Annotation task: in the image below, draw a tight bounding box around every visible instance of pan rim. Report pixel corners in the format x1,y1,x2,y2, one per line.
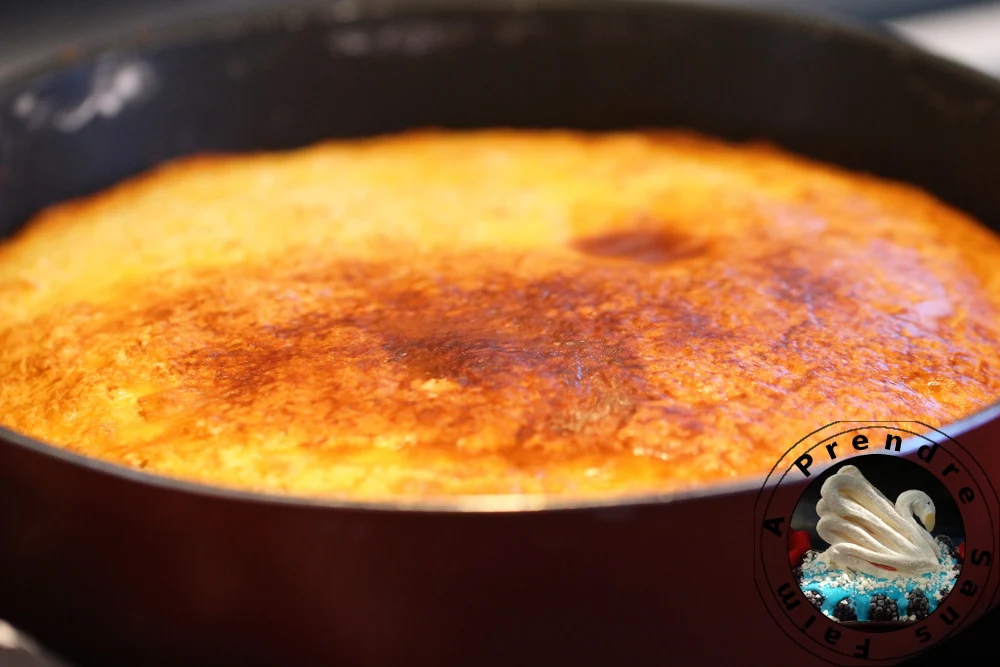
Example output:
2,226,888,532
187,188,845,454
4,402,1000,513
3,0,1000,514
3,0,1000,96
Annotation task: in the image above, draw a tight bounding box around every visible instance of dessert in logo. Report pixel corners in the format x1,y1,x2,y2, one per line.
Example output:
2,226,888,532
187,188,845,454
792,465,962,624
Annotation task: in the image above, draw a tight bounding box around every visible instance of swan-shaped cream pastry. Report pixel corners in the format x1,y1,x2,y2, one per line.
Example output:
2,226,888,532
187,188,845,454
814,465,941,577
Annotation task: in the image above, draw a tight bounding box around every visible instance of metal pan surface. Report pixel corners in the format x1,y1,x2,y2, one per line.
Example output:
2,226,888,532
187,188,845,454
3,1,1000,665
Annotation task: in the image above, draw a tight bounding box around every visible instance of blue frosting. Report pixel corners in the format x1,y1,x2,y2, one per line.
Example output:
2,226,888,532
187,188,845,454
797,549,960,622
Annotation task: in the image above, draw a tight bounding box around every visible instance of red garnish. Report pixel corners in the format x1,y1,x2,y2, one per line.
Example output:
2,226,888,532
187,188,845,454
868,562,897,572
788,528,813,568
958,542,965,561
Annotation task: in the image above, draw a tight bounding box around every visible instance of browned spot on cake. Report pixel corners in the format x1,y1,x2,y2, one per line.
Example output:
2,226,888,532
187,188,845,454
572,227,709,264
139,259,678,459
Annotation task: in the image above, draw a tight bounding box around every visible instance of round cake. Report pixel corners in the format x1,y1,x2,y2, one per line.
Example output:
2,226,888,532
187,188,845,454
2,130,1000,499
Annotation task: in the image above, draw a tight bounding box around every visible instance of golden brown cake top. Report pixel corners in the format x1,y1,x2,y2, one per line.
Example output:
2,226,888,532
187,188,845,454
2,129,1000,500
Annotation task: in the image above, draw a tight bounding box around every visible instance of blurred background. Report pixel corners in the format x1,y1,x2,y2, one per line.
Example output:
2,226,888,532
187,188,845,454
1,0,1000,79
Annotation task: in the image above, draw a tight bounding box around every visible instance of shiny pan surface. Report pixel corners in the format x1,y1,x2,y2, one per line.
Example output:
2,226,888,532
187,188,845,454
3,2,1000,665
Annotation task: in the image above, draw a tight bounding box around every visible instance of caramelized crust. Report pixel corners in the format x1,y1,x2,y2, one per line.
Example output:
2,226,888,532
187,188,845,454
2,130,1000,499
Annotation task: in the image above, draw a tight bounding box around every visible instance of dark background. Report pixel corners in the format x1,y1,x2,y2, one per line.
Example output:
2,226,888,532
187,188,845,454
1,0,998,665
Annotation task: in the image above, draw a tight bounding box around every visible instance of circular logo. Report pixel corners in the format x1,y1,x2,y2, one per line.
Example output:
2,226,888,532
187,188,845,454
754,421,1000,664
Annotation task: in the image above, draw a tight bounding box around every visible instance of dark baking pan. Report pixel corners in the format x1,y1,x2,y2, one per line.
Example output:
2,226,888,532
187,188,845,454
4,2,1000,666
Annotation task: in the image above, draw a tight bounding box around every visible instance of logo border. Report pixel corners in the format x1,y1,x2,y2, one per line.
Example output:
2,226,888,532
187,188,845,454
753,421,1000,665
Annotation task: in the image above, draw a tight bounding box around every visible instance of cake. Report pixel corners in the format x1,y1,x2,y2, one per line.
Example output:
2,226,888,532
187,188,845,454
2,129,1000,499
794,466,962,624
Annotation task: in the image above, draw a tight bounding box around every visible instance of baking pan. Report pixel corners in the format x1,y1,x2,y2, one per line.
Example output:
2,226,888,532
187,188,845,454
3,1,1000,665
